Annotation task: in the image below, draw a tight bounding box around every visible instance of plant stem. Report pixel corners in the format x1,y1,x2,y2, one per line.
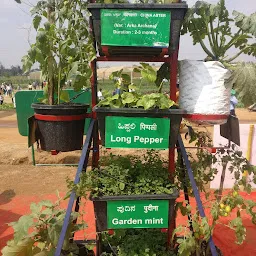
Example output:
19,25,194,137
215,18,220,47
158,80,164,93
209,17,219,58
205,17,216,58
192,21,215,59
225,46,252,62
217,161,228,202
47,0,55,105
224,29,242,52
57,63,61,105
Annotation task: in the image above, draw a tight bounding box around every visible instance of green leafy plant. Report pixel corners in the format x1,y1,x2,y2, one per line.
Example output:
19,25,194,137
101,229,176,256
1,195,87,256
173,130,256,256
15,0,95,105
182,0,256,63
181,0,256,106
67,151,175,198
97,63,175,110
228,62,256,106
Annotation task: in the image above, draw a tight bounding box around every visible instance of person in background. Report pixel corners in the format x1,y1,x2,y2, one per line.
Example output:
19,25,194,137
97,88,104,100
28,83,33,90
6,84,11,96
32,81,37,90
230,89,238,116
0,92,3,105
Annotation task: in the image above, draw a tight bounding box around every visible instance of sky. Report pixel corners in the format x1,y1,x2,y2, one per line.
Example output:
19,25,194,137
0,0,255,68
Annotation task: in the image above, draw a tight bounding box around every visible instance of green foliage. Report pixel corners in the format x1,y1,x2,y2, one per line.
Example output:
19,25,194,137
67,151,175,198
0,103,15,111
1,197,85,256
101,229,176,256
0,63,22,77
0,76,35,88
97,63,175,110
227,62,256,106
182,0,256,62
18,0,95,104
98,91,175,110
174,130,256,255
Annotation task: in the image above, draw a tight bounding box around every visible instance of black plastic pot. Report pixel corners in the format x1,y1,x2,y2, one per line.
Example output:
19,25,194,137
88,3,188,57
32,103,89,152
91,191,179,232
93,107,185,148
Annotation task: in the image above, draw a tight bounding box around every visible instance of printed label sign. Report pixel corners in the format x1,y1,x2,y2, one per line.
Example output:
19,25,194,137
107,200,169,229
105,116,170,149
101,9,171,47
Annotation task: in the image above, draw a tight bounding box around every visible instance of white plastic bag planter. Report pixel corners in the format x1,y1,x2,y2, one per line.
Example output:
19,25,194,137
179,60,232,125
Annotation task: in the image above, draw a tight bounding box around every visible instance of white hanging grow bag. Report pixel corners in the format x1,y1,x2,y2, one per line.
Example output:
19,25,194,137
179,60,232,125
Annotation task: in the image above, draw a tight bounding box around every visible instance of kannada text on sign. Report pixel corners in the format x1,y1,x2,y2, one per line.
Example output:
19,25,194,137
101,10,171,47
107,200,169,229
105,116,170,149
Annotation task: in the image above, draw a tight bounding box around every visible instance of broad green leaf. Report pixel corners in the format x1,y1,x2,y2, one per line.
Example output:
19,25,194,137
10,215,34,243
119,183,125,190
133,67,141,73
1,238,34,256
109,69,123,80
60,91,70,102
143,99,156,110
121,74,131,84
39,200,54,207
37,31,47,43
121,92,136,104
33,15,42,30
30,202,42,214
111,94,119,100
140,65,157,83
128,84,138,91
110,98,123,108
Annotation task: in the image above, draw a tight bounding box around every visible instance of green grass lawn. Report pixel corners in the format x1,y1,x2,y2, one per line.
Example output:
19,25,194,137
0,103,15,111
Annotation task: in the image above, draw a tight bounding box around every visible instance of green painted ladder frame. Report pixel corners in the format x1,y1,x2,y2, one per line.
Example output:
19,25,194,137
15,89,92,165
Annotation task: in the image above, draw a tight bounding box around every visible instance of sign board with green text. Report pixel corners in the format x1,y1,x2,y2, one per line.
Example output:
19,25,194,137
105,116,170,149
101,9,171,47
107,200,169,229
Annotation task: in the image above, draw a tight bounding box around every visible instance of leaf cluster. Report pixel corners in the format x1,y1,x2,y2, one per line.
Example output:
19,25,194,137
97,63,175,110
182,0,256,63
1,197,85,256
101,229,176,256
20,0,95,104
174,129,256,254
174,216,215,256
227,62,256,106
67,151,175,198
97,91,175,110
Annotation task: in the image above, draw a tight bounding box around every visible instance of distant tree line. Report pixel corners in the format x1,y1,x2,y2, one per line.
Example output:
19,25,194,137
0,62,23,77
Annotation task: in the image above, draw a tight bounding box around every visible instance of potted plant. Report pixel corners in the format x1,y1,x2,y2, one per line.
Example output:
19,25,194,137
100,229,177,255
15,0,95,152
1,196,95,256
179,0,256,124
94,63,185,148
88,1,188,57
67,151,179,232
173,131,256,256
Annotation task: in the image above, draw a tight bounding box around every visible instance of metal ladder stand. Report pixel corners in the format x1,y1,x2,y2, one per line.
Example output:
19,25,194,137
55,6,218,256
